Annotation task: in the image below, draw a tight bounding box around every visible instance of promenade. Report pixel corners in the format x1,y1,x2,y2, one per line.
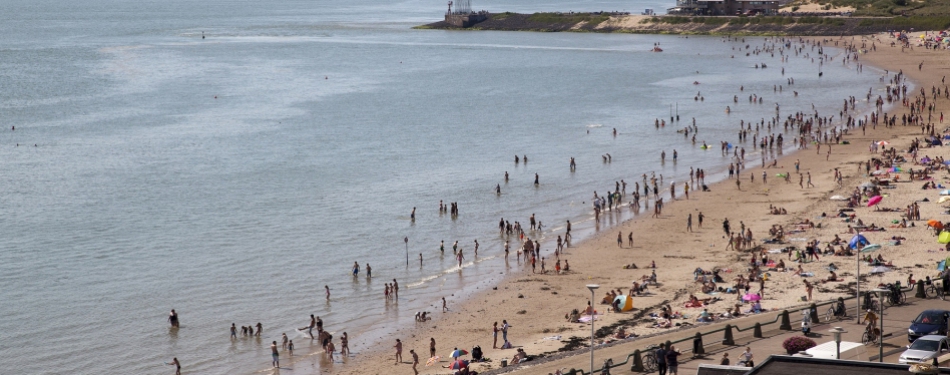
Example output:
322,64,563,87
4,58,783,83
490,293,950,374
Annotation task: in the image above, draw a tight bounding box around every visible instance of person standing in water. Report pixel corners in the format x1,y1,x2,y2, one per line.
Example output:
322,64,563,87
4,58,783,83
534,173,539,185
341,332,350,356
352,261,359,276
410,207,415,221
325,285,330,300
167,357,181,375
168,309,179,328
271,341,280,368
308,314,316,339
366,263,372,278
392,279,399,299
456,249,464,268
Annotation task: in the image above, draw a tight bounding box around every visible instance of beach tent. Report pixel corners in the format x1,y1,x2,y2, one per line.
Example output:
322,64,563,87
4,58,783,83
850,234,869,249
939,231,950,244
613,295,634,312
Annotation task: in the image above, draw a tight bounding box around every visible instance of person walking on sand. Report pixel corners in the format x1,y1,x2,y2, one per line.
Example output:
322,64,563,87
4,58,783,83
166,357,181,375
502,320,511,343
628,232,634,247
411,349,420,375
804,280,813,301
617,232,623,247
271,341,280,368
442,297,447,312
341,332,349,356
807,172,815,188
687,214,693,232
430,337,437,357
698,212,704,228
394,339,403,364
493,322,500,348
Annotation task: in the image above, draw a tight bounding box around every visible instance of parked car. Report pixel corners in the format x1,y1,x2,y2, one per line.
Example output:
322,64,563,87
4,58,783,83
899,335,950,364
908,310,950,342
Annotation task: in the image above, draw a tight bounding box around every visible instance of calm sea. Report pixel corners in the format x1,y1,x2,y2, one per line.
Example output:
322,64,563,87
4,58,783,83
0,0,885,374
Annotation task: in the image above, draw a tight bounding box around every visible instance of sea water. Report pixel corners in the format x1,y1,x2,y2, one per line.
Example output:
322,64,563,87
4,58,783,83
0,0,885,373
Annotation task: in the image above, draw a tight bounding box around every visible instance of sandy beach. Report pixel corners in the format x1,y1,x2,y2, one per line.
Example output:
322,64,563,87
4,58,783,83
299,34,950,375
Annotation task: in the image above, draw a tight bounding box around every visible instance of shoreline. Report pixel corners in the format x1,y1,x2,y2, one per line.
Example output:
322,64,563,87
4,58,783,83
318,33,949,375
416,13,950,36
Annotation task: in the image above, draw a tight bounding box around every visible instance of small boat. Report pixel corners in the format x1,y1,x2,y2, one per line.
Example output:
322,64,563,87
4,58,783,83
651,46,663,52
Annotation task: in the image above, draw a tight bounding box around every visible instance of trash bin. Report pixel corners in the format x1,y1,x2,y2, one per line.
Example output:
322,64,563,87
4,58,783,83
501,359,508,367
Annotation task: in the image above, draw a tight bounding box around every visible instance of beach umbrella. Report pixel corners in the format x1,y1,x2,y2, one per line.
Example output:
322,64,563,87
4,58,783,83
877,141,890,146
870,266,890,274
867,195,883,207
448,349,468,358
850,234,869,249
929,219,943,228
742,293,761,302
448,360,469,370
861,244,882,253
426,356,441,366
859,182,877,188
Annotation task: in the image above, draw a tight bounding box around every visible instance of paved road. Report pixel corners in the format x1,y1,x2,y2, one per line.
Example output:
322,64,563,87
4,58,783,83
491,293,950,375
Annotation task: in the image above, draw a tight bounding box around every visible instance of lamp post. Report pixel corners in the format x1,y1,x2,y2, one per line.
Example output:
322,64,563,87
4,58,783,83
587,284,600,374
404,237,409,267
872,287,888,362
828,327,847,359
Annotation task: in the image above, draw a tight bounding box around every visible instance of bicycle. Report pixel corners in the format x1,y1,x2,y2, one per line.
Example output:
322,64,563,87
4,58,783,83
884,284,906,306
926,281,946,300
639,345,659,373
825,300,848,322
862,323,880,345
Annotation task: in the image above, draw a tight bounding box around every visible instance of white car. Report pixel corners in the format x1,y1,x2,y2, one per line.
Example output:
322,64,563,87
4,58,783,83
899,335,950,364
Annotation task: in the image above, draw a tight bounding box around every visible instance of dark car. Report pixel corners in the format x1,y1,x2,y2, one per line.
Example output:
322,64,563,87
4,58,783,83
908,310,950,342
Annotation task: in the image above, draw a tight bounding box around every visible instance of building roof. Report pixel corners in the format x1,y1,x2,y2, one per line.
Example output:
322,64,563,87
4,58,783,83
746,355,950,375
697,364,752,375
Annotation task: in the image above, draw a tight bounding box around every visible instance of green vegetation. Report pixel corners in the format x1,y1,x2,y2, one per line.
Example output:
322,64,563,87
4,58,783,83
819,0,950,16
526,12,609,25
492,12,513,20
648,15,842,26
857,16,950,29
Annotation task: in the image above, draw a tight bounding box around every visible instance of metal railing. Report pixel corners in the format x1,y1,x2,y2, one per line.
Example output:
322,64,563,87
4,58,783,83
555,283,917,375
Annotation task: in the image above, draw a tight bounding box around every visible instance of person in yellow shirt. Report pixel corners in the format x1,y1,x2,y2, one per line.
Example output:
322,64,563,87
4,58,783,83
864,309,878,327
